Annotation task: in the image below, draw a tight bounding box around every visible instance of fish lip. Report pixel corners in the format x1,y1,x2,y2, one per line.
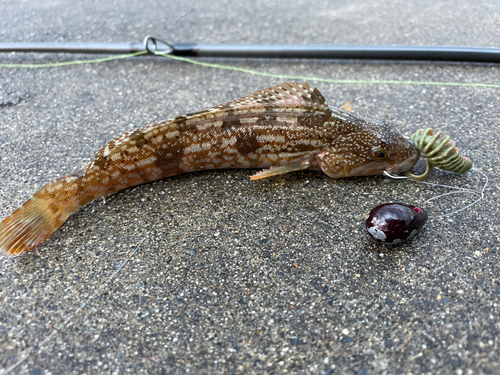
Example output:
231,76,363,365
384,151,420,175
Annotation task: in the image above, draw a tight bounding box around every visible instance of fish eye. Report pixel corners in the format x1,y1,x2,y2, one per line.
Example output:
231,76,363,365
371,146,389,161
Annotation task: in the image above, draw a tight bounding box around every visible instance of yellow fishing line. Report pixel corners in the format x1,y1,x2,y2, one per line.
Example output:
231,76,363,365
1,49,499,88
0,51,147,68
158,53,500,89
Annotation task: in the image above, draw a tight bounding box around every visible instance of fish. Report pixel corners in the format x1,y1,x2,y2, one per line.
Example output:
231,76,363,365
0,82,419,256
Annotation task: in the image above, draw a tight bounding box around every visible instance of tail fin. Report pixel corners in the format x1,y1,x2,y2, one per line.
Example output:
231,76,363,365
0,173,85,256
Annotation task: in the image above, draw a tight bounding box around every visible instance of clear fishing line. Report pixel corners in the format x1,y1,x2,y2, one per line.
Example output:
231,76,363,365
0,212,164,375
415,166,488,218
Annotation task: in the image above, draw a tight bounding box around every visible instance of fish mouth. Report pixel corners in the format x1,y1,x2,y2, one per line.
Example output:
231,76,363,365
384,151,420,175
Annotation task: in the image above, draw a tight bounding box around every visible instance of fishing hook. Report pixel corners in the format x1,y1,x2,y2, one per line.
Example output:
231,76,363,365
383,170,411,179
402,157,433,181
383,156,432,181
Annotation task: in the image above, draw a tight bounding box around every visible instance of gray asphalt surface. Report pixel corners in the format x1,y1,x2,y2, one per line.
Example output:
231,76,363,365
1,0,499,374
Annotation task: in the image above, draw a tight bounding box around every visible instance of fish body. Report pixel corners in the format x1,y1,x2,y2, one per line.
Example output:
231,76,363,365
0,82,419,255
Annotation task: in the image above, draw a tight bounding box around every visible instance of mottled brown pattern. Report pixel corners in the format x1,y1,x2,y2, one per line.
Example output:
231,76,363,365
236,133,261,155
298,111,331,128
0,82,419,255
221,117,240,132
90,152,110,168
288,142,319,153
128,130,148,147
155,148,185,176
256,114,278,126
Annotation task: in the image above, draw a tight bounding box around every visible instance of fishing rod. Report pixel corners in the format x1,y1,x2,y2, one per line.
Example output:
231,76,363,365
1,36,500,63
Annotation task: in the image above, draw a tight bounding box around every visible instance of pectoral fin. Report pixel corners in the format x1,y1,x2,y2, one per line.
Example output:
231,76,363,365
250,163,311,180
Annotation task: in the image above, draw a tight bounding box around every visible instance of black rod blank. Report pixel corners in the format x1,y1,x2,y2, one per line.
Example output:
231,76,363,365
1,42,500,63
187,44,500,63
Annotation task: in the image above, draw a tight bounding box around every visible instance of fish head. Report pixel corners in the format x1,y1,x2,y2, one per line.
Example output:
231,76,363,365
318,112,420,178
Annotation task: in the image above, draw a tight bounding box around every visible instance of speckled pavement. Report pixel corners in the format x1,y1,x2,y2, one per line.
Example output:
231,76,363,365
1,1,499,374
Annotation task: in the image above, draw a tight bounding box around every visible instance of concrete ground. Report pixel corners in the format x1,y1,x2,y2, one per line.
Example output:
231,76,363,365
1,0,499,373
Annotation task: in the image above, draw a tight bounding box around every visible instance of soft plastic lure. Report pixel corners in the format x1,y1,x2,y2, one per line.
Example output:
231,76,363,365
402,128,473,181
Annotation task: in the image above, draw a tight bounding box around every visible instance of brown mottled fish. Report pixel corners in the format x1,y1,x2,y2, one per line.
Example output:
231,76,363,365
0,82,419,255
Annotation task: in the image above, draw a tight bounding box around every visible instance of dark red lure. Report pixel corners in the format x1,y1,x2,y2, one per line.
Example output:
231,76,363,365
366,203,428,245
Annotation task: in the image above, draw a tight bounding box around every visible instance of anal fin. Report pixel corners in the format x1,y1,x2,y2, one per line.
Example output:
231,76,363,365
250,163,311,180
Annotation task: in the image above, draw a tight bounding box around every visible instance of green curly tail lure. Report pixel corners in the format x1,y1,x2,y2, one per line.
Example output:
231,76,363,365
404,128,473,181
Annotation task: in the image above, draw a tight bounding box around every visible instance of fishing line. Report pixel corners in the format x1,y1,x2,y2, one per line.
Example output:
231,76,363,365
384,166,488,219
416,166,488,218
0,213,163,375
0,51,147,68
156,53,500,89
0,49,499,89
318,168,487,231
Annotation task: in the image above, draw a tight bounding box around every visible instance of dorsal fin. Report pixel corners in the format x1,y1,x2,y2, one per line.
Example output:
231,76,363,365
217,82,328,111
181,82,329,121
